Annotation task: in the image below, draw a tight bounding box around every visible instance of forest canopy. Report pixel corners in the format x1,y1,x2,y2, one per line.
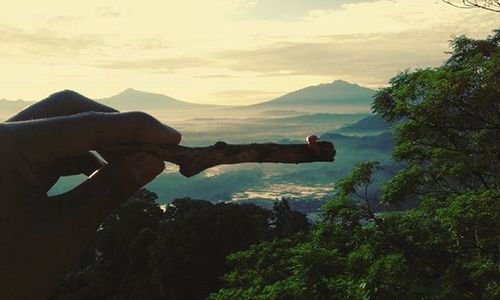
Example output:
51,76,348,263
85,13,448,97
212,29,500,300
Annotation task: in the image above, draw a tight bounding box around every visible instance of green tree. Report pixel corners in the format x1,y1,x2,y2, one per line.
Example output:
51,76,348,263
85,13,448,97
333,161,382,219
272,198,310,238
52,193,306,300
150,198,274,300
212,30,500,300
373,29,500,204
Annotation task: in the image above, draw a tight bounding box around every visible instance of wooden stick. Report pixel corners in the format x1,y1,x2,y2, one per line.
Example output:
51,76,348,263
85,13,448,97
100,141,335,177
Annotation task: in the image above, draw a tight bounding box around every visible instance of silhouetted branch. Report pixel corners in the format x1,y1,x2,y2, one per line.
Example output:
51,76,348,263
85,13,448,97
442,0,500,12
101,141,336,177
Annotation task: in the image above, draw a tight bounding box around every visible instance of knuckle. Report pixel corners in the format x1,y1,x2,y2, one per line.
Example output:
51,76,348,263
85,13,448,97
47,90,87,110
48,89,82,103
50,89,81,98
126,111,157,124
125,111,161,135
120,111,182,144
172,130,182,144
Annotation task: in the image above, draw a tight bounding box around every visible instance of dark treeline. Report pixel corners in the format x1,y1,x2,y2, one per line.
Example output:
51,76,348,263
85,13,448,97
52,31,499,299
50,191,308,300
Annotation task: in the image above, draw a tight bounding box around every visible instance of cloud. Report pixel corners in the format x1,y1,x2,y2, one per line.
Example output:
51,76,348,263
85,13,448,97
1,0,498,102
210,88,283,105
95,57,210,72
0,25,103,59
119,38,171,51
97,6,122,18
46,15,84,25
236,0,379,20
195,74,235,78
214,89,281,98
214,31,457,86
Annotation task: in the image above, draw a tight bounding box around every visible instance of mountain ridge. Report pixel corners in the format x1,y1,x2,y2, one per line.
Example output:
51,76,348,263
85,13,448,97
246,80,375,108
0,80,376,114
98,88,224,111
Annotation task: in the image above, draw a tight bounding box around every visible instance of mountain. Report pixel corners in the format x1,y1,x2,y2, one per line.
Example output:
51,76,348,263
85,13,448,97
98,88,223,111
321,131,394,152
336,114,402,134
247,80,375,111
1,81,375,118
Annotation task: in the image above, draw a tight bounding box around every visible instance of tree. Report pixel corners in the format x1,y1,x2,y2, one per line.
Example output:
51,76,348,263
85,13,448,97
373,29,500,204
272,198,310,238
442,0,500,12
51,192,311,300
211,30,500,300
333,161,382,219
150,198,274,300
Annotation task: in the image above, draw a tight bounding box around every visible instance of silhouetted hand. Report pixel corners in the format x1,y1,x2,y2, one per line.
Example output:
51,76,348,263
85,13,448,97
0,90,181,300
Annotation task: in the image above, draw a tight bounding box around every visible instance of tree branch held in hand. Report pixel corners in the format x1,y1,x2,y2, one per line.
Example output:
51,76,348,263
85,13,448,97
102,141,336,177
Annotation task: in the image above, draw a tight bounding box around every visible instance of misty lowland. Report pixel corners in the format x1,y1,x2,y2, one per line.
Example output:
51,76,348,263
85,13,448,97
2,80,396,217
1,3,500,299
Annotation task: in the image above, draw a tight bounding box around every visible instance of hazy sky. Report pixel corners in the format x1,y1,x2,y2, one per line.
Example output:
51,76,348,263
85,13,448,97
1,0,498,105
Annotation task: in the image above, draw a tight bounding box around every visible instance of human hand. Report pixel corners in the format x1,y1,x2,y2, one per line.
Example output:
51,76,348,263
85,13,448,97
0,90,181,300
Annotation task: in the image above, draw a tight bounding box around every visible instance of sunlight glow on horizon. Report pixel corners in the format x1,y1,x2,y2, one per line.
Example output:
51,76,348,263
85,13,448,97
1,0,498,105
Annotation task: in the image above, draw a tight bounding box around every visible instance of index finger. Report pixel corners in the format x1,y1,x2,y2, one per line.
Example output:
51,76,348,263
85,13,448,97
7,90,117,122
3,111,182,160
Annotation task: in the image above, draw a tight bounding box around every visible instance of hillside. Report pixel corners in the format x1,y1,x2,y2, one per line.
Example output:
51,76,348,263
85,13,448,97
336,114,399,134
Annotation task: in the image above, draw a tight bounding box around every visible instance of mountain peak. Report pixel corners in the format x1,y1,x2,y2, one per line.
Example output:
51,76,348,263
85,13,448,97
99,88,220,110
248,80,375,111
331,79,356,86
122,88,137,94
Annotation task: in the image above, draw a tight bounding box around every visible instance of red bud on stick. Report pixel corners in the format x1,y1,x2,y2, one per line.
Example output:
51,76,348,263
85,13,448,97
306,134,321,155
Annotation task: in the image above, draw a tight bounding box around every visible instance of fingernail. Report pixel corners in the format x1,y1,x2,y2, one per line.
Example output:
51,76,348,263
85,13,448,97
132,153,164,185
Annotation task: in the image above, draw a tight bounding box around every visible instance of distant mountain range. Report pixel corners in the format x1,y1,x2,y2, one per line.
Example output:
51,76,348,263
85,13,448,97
0,99,35,115
336,114,402,134
0,80,376,115
98,88,222,111
248,80,375,109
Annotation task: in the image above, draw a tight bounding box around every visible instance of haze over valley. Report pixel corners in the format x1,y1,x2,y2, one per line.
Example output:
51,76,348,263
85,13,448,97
0,80,399,216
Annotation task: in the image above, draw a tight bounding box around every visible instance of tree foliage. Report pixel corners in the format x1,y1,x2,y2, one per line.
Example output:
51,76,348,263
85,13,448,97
211,30,500,299
373,30,500,204
50,193,308,300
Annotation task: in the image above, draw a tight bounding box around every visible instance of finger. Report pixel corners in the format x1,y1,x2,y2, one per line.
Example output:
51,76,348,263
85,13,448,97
49,152,164,230
4,111,182,160
7,90,120,173
7,90,117,122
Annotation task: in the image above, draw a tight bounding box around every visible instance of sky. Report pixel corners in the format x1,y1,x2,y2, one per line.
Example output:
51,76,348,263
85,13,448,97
1,0,498,105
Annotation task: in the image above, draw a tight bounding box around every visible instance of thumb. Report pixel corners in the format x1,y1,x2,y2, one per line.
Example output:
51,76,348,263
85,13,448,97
50,152,164,232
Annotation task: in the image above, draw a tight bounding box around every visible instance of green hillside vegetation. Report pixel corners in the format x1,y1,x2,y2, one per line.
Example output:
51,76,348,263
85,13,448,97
50,31,499,299
336,114,400,135
50,192,308,300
